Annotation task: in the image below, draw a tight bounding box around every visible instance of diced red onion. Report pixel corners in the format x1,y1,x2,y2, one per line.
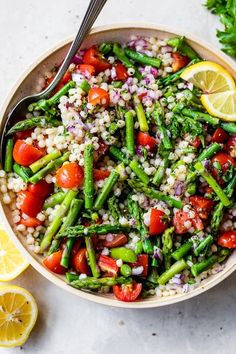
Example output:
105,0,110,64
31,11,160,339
174,181,184,196
71,54,83,65
161,45,173,54
153,247,163,262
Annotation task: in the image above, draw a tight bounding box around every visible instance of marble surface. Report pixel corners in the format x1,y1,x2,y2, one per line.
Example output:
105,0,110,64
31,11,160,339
0,1,235,353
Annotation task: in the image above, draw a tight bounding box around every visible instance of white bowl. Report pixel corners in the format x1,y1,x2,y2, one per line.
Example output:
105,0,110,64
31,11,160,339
1,24,235,308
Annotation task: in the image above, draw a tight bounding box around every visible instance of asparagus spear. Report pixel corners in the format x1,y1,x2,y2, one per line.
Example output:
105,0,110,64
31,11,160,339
107,196,121,222
99,42,113,55
167,36,201,60
194,235,213,256
158,259,188,285
109,146,129,164
4,138,13,172
191,255,218,277
29,150,62,173
28,81,75,112
113,43,142,80
128,179,183,209
172,240,193,261
211,174,236,235
153,102,172,150
68,276,131,290
180,108,219,125
13,163,32,182
162,227,174,270
79,79,91,94
127,196,153,254
29,152,70,184
220,122,236,134
125,111,135,156
43,191,66,209
124,47,162,67
152,154,169,186
58,224,130,238
60,239,75,269
129,160,149,185
84,144,94,209
40,189,78,252
93,170,119,210
85,237,100,278
134,95,149,132
59,199,83,235
6,116,61,135
48,239,61,255
194,161,231,207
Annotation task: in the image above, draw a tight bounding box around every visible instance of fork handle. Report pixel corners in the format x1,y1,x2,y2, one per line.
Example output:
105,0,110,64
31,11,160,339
42,0,107,97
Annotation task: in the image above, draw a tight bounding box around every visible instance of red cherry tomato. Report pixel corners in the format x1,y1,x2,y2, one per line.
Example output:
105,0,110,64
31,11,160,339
190,136,202,148
189,196,214,219
113,282,142,302
61,71,72,84
43,250,66,274
55,162,84,189
28,180,54,198
93,169,111,181
71,239,83,257
138,92,147,100
130,254,148,277
224,135,236,158
173,210,204,234
211,152,236,182
13,140,44,167
149,209,169,236
114,63,128,81
77,64,95,76
212,128,229,143
172,52,189,72
137,132,157,150
71,247,91,275
14,129,34,140
217,230,236,248
88,87,110,107
83,46,111,74
18,191,44,217
102,234,128,248
20,217,43,227
98,255,119,277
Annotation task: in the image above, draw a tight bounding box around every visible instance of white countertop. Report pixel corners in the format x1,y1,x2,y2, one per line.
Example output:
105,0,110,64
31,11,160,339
1,1,236,353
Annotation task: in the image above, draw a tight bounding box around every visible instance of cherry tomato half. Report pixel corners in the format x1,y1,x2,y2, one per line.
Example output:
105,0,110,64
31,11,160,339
71,247,91,275
113,282,142,302
137,132,157,150
93,169,111,181
224,135,236,158
217,230,236,248
55,162,84,189
190,136,202,148
212,128,229,143
130,254,148,277
20,217,43,227
172,52,189,72
101,234,128,248
114,63,128,81
13,140,44,167
98,255,119,277
77,64,95,77
211,152,236,182
28,180,54,198
88,87,110,107
173,210,203,234
18,191,44,218
83,46,111,74
189,196,214,219
14,129,34,140
43,250,66,274
61,71,72,84
149,209,169,236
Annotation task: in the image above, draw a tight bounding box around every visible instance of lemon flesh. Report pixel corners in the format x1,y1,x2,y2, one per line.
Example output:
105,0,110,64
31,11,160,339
201,91,236,121
0,285,38,347
180,61,235,93
0,226,28,281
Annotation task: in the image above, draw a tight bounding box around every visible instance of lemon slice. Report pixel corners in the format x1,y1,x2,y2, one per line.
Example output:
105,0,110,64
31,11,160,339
180,61,235,93
0,226,28,281
201,90,236,121
0,285,38,347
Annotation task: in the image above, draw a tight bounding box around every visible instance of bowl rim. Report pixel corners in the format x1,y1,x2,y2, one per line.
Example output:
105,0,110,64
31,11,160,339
1,23,236,309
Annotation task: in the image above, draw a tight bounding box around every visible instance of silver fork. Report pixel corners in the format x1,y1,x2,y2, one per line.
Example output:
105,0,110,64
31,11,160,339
0,0,107,162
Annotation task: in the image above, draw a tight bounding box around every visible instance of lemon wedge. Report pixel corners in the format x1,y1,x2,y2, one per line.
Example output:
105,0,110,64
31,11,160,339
180,61,235,93
0,226,28,281
201,90,236,121
0,285,38,347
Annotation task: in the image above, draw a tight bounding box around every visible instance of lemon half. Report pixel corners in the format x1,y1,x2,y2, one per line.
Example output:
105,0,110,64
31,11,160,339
201,90,236,121
0,285,38,347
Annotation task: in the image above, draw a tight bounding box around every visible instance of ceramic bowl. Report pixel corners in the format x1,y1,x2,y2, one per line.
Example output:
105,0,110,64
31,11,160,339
1,24,236,308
